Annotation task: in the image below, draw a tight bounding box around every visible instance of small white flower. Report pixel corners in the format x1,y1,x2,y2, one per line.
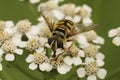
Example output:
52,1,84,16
12,33,27,48
26,51,49,71
84,30,97,42
83,44,99,58
16,19,31,34
60,3,76,16
26,37,41,51
1,40,23,61
77,61,107,80
64,43,83,66
108,27,120,46
0,31,12,45
76,4,92,24
15,19,38,41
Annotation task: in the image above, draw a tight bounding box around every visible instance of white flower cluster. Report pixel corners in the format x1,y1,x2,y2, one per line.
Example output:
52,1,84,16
0,0,107,80
108,27,120,46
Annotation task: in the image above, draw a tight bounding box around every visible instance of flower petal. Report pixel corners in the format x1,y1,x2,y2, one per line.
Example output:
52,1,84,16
52,9,64,20
87,75,97,80
0,49,4,55
5,53,15,61
29,0,40,4
96,59,104,67
76,34,88,45
83,18,93,24
26,54,34,63
0,63,2,71
46,63,52,72
112,37,120,46
64,56,73,65
39,62,52,72
19,41,27,48
57,64,71,74
29,63,38,70
93,36,105,45
95,52,105,60
78,50,85,57
73,15,81,23
72,57,82,66
85,57,95,64
14,49,23,55
76,68,86,78
5,20,14,27
97,68,107,79
108,29,117,37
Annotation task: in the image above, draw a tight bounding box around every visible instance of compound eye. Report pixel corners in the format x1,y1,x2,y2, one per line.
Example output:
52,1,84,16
57,39,63,48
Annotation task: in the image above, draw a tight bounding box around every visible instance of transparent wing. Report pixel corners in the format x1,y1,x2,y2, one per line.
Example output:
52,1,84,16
68,23,98,37
40,6,57,31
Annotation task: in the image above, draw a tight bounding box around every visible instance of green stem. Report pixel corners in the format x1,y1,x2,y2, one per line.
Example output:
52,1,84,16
24,0,39,19
105,67,120,80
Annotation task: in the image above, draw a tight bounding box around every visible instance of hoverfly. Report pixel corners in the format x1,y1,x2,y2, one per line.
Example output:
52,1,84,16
40,6,98,58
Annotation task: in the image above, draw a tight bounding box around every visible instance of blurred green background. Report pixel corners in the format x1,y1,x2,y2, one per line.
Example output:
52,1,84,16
0,0,120,80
